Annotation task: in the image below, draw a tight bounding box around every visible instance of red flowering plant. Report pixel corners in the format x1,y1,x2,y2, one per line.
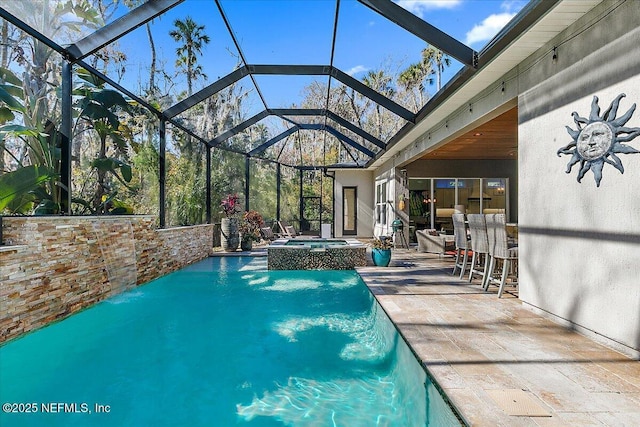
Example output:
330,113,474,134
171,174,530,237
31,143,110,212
239,210,265,242
220,194,241,218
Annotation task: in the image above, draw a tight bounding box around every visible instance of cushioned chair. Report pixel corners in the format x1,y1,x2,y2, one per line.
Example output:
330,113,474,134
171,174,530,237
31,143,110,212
415,229,455,256
485,213,518,298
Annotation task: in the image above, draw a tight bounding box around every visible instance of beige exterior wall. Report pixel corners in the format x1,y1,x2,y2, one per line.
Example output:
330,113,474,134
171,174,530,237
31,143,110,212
517,1,640,356
0,216,213,343
333,170,374,238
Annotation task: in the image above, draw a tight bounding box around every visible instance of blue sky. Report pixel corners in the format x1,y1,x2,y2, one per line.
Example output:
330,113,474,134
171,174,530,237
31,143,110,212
108,0,527,115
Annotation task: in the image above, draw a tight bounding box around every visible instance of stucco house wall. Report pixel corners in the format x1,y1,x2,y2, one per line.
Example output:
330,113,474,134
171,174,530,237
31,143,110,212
333,170,374,238
517,0,640,356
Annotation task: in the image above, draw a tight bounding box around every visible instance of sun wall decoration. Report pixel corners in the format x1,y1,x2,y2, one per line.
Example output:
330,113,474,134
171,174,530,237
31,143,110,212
557,94,640,187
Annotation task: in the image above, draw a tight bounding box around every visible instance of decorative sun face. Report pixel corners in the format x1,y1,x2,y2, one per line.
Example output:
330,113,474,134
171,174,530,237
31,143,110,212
558,94,640,186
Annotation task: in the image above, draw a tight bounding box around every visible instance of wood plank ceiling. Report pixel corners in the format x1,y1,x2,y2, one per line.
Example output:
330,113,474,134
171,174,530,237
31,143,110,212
420,106,517,160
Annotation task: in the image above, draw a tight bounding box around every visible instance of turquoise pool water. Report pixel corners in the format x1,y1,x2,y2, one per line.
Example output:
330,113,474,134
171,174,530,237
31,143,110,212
0,257,461,426
283,239,348,248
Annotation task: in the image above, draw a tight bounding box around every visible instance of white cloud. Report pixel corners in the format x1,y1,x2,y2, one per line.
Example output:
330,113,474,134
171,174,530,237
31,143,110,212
346,65,368,76
396,0,461,18
501,0,528,14
464,12,516,46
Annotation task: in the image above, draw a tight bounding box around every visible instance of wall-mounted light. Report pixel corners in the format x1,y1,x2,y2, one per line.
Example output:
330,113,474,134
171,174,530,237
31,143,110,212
399,168,408,186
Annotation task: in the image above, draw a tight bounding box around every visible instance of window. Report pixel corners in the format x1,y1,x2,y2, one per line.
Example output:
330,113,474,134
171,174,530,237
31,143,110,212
408,177,509,233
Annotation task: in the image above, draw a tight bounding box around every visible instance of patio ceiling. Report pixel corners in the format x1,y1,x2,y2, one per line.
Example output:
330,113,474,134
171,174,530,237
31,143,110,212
420,106,518,160
0,0,601,170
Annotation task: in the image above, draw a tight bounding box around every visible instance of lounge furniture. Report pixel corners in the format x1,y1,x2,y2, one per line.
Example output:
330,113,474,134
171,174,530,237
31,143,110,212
415,229,455,256
485,213,518,298
260,227,279,241
277,221,299,238
452,213,471,279
466,214,491,288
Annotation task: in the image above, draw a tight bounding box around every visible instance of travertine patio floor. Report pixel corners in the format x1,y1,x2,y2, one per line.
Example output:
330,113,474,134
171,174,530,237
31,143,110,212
356,249,640,427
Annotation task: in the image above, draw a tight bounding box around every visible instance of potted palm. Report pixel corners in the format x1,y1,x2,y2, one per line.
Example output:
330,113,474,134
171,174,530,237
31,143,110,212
220,194,241,251
371,236,393,267
239,210,264,251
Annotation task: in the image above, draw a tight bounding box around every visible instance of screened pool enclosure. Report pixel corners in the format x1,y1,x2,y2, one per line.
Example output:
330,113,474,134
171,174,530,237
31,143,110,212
0,0,482,231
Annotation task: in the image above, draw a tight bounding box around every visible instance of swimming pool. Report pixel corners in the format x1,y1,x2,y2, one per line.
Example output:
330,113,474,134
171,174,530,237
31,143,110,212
0,257,461,426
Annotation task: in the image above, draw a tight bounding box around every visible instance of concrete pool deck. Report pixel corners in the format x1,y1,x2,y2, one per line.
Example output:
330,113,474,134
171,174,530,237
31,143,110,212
356,249,640,426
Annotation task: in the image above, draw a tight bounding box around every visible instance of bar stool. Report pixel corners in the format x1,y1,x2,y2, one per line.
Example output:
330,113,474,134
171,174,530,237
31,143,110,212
467,214,491,288
451,213,471,279
485,214,518,297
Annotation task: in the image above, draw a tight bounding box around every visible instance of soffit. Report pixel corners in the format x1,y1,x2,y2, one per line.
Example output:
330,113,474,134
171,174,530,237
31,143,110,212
420,106,517,160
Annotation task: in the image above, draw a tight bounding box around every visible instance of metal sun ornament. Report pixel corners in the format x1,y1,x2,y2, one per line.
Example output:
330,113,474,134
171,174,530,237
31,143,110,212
557,94,640,187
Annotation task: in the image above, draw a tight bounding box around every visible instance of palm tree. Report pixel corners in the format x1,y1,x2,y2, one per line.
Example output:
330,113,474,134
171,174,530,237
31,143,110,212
362,70,395,141
398,63,430,111
421,46,450,91
169,17,211,97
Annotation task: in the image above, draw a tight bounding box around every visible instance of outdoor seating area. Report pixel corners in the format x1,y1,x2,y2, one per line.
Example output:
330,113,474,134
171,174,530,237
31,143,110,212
423,212,519,298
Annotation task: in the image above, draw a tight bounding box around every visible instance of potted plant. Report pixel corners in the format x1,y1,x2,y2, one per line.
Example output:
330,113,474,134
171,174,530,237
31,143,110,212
371,236,393,267
220,194,241,252
239,210,264,251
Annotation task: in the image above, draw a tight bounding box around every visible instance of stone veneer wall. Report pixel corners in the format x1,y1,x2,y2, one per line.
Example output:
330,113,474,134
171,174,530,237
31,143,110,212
0,216,213,343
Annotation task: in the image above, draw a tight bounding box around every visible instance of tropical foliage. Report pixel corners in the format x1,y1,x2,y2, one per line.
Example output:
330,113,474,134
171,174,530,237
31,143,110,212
239,210,264,242
220,194,241,218
371,236,393,250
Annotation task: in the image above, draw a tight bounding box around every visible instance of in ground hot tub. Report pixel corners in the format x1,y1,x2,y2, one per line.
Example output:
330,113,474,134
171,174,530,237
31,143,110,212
267,238,366,270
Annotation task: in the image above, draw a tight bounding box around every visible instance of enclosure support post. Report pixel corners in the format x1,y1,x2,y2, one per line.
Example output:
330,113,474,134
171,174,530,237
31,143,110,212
60,60,72,215
206,146,211,224
245,155,250,211
159,119,166,228
299,168,304,231
319,169,323,227
276,163,281,221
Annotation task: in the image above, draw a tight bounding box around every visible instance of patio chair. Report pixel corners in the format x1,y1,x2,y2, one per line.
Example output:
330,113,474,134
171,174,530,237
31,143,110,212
466,214,491,288
260,227,279,242
485,213,518,298
451,213,472,279
277,221,299,238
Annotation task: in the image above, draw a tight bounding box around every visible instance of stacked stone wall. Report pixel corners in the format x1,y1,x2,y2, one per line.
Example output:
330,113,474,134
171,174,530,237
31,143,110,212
0,216,213,343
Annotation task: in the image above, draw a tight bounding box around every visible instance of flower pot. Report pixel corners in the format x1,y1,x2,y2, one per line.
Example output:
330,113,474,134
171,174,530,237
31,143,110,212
371,248,392,267
221,217,239,252
240,237,253,252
